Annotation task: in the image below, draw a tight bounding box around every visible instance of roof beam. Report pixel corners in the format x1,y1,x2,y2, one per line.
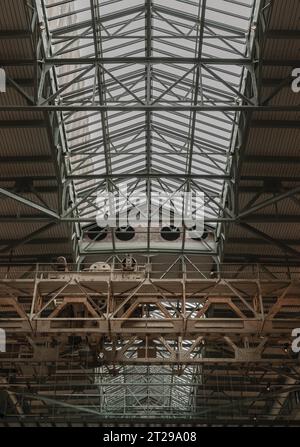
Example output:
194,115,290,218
1,57,252,65
0,254,70,262
225,255,300,265
0,174,299,183
68,173,229,180
238,186,300,219
0,155,52,163
0,105,299,112
0,237,69,245
238,223,300,259
4,78,33,87
0,214,298,224
0,188,60,219
264,59,300,66
50,4,145,35
242,176,300,182
1,57,299,67
0,222,58,254
240,186,298,193
266,30,300,39
262,78,291,87
244,155,299,164
3,186,57,193
251,120,300,129
229,238,300,246
245,215,300,223
0,30,31,39
0,120,46,128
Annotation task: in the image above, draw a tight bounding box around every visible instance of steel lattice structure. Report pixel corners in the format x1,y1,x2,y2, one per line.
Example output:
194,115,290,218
0,0,300,426
0,0,281,259
0,0,298,263
0,260,300,423
44,0,260,261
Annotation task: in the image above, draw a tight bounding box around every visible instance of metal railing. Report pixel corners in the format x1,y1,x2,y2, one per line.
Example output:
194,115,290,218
0,261,299,280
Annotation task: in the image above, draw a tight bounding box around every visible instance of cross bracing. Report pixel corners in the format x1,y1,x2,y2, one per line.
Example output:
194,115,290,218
38,0,261,257
0,0,299,262
0,260,300,423
1,0,300,426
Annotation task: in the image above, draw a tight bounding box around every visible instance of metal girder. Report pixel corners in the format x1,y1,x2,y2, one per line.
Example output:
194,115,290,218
4,78,33,87
0,155,52,164
1,0,299,423
0,222,57,254
0,237,68,246
244,155,300,164
0,261,298,345
0,120,46,128
69,173,230,179
0,188,60,219
1,57,252,65
251,120,300,129
1,175,299,183
266,30,300,39
2,57,299,66
0,253,70,262
262,78,292,87
0,105,299,112
242,176,300,182
225,255,300,265
239,222,300,259
2,186,57,194
229,238,300,246
0,214,299,224
239,186,300,218
0,260,299,423
0,30,31,38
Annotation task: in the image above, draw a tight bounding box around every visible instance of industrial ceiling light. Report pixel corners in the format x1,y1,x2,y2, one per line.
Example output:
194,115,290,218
160,225,181,241
86,224,108,241
115,225,135,241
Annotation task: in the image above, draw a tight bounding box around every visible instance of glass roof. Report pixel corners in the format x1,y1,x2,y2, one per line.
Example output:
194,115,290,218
44,0,258,255
95,364,200,417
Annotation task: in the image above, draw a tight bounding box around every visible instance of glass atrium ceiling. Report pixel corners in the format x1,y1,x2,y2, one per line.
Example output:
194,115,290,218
44,0,259,254
26,0,261,420
94,364,200,418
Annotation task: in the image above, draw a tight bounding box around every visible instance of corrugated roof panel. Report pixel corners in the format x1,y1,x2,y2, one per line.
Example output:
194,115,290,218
242,161,300,177
0,128,53,157
224,0,300,262
0,162,56,178
0,0,29,30
0,0,73,259
0,222,71,240
227,222,300,240
244,128,300,158
225,242,299,257
263,39,299,61
238,192,300,216
269,0,300,29
0,37,33,60
9,243,72,256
